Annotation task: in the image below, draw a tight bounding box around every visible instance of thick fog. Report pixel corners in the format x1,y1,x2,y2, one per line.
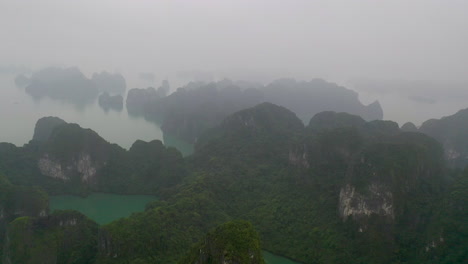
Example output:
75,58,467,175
1,0,468,126
1,0,467,81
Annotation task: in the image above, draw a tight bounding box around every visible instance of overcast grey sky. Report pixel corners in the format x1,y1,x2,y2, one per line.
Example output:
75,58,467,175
1,0,467,83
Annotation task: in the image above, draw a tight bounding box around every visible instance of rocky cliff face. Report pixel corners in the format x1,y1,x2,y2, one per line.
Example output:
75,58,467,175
35,122,113,191
288,145,310,169
38,152,99,183
339,183,394,220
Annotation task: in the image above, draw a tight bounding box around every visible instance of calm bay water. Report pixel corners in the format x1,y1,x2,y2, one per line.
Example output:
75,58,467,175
0,74,163,149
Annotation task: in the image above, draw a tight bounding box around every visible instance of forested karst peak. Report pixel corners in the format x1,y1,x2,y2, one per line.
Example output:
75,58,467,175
179,220,265,264
126,78,382,145
0,104,466,263
419,108,468,168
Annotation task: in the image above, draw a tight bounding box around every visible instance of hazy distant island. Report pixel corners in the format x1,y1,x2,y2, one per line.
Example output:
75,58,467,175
0,103,466,263
23,67,98,104
127,78,383,144
13,73,30,87
126,80,170,116
98,92,123,112
408,95,436,104
92,71,126,94
15,67,127,105
351,78,468,101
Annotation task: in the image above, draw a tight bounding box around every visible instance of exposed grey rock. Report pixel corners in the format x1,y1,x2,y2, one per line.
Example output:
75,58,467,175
38,153,98,183
339,183,394,220
38,154,68,180
289,145,310,169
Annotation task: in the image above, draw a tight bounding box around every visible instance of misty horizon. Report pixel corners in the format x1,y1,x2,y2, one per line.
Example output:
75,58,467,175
1,0,467,82
1,2,468,263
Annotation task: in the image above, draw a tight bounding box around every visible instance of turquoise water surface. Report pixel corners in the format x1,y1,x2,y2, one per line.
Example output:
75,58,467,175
49,193,157,225
49,193,301,263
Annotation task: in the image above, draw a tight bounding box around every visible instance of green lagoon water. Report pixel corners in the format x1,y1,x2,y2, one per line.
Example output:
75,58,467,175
49,193,157,225
50,193,299,263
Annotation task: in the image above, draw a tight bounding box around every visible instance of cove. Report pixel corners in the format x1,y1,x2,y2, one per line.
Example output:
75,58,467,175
50,193,300,263
49,193,157,225
263,251,302,264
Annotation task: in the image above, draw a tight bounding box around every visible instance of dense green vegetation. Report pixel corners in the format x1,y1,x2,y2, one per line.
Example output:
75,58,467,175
127,78,383,144
0,103,467,263
91,103,463,264
179,220,264,264
0,174,49,260
5,210,99,264
0,117,187,196
419,108,468,168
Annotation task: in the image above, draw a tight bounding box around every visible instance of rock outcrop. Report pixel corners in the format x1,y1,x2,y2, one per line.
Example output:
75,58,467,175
339,183,394,220
38,152,98,183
